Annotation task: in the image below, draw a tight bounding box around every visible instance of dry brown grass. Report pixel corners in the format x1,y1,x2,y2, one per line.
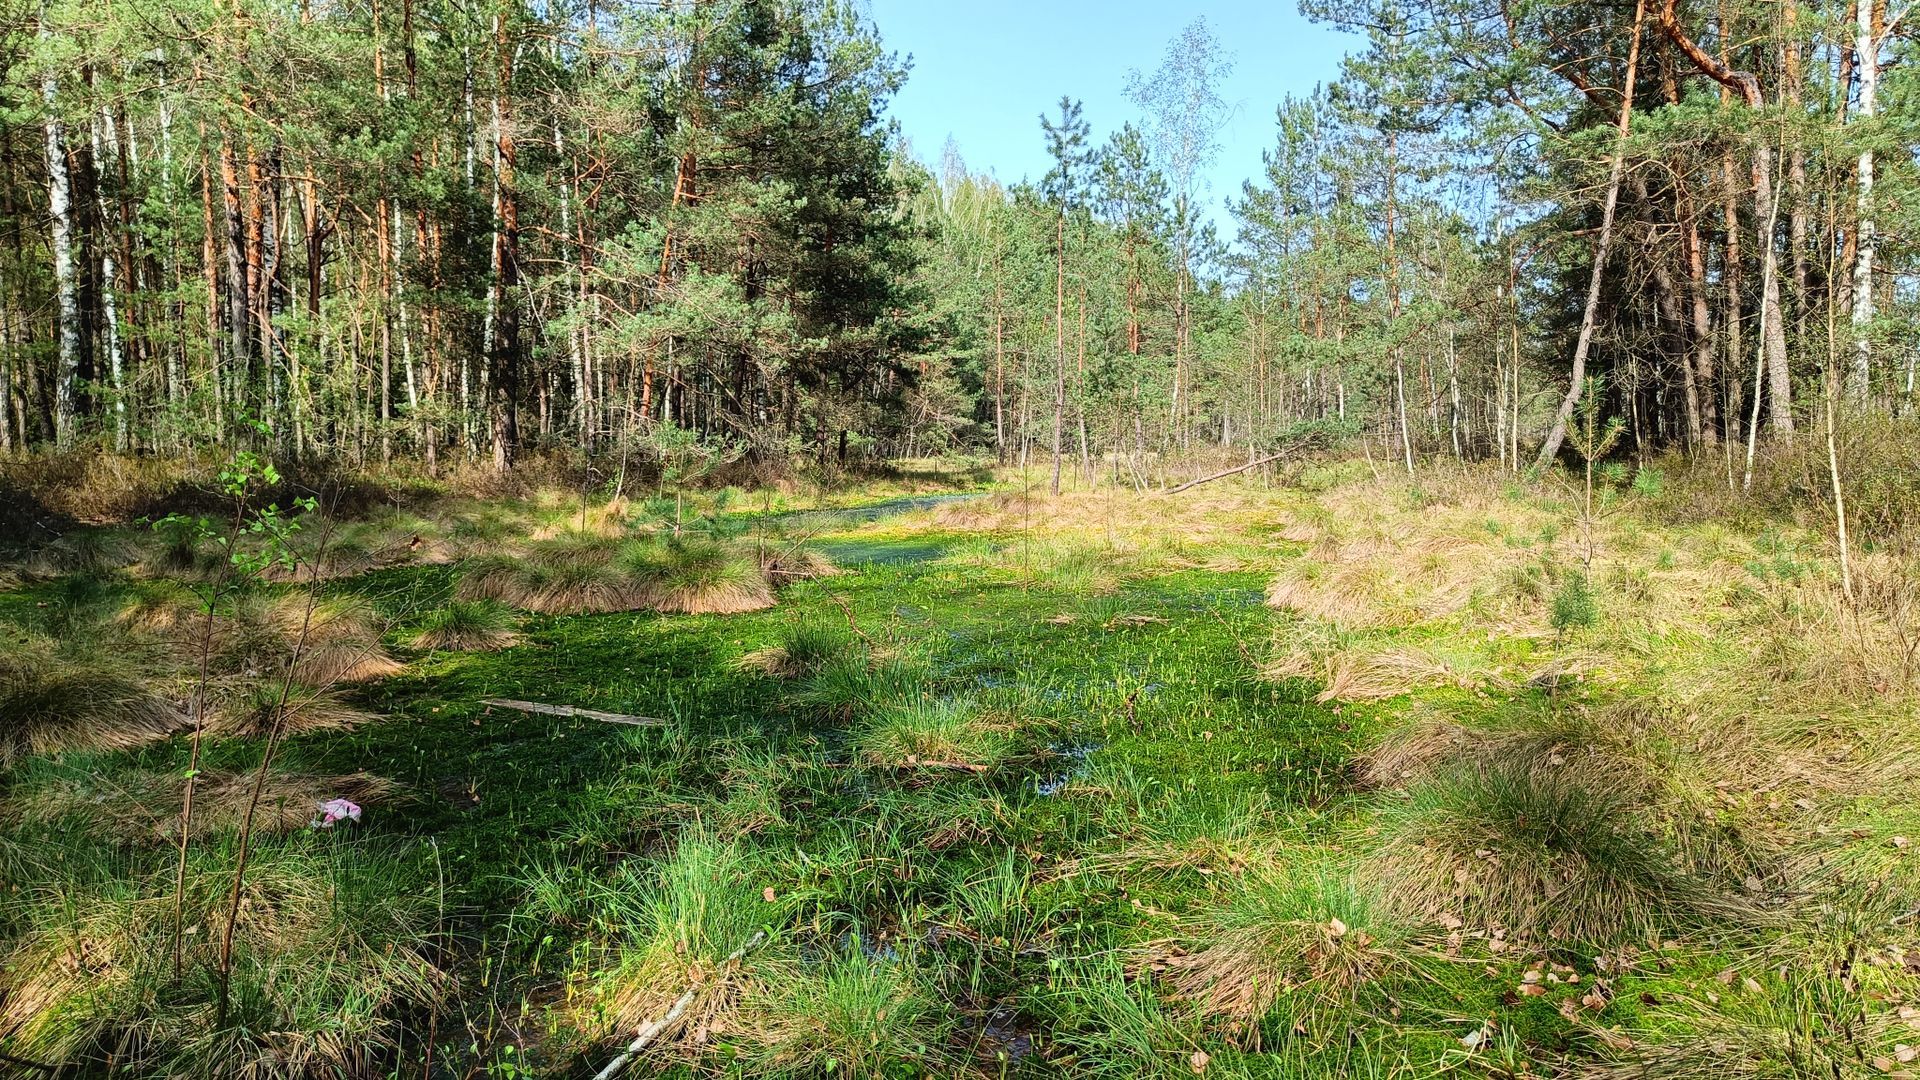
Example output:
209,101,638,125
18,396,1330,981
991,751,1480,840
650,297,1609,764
0,845,444,1073
1316,643,1501,703
1153,863,1409,1034
0,650,189,763
8,768,397,841
648,573,774,615
200,595,403,687
759,544,840,582
735,645,800,677
209,685,381,738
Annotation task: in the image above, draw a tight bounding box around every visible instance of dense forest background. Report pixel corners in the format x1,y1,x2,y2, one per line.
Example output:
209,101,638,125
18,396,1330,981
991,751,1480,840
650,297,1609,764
0,0,1915,483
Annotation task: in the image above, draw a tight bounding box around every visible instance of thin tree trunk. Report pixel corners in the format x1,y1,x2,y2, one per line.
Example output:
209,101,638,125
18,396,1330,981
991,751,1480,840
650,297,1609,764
40,0,80,447
489,5,519,471
89,76,127,450
1538,0,1647,468
1848,0,1881,404
1050,209,1064,496
1658,0,1793,434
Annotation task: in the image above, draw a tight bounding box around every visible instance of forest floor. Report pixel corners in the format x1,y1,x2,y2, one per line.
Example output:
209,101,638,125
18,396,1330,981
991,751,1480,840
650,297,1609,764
3,457,1919,1077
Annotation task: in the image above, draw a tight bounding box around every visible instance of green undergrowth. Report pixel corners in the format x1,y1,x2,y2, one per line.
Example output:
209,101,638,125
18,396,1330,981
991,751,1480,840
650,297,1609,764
4,469,1918,1076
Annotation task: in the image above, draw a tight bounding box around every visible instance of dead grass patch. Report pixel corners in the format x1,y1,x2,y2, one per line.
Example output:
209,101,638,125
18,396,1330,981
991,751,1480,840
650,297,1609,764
210,684,381,738
8,767,396,840
0,650,188,764
1153,862,1411,1033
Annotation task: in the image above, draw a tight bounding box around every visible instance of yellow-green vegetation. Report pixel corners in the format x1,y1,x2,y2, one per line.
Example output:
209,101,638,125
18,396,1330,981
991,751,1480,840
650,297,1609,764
3,458,1918,1078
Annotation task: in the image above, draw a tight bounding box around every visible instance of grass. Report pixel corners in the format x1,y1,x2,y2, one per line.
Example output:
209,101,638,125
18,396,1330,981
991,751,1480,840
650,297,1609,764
3,458,1917,1077
851,695,1011,771
6,763,397,840
1161,859,1412,1034
0,840,444,1075
408,598,520,652
1370,746,1732,944
743,947,956,1076
0,646,188,763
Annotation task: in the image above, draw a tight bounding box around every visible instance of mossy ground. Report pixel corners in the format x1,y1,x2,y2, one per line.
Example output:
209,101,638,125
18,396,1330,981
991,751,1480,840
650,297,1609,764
3,463,1917,1077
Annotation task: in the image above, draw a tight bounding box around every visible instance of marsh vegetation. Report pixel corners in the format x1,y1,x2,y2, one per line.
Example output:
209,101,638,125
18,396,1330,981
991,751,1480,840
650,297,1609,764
1,448,1915,1078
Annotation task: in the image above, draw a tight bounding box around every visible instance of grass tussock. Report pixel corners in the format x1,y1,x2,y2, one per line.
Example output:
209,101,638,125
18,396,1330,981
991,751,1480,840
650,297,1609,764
852,695,1009,771
736,619,854,678
408,599,520,652
210,683,381,738
197,594,402,687
0,649,188,764
578,834,773,1052
638,537,775,614
759,543,840,582
1591,971,1907,1079
22,529,141,578
1370,742,1738,944
459,534,773,615
1160,862,1410,1033
0,844,444,1074
740,949,955,1076
789,648,927,720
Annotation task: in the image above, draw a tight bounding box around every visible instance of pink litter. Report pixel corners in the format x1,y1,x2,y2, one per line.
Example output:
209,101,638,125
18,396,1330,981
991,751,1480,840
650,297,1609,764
315,798,363,828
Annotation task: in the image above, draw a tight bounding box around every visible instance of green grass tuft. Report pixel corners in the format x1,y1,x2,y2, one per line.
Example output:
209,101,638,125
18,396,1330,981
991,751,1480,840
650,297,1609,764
409,599,520,652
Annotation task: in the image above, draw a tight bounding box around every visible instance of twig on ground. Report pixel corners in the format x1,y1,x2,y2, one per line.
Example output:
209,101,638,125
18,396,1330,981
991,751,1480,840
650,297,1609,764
481,699,667,727
592,929,768,1080
828,593,878,648
1164,439,1318,494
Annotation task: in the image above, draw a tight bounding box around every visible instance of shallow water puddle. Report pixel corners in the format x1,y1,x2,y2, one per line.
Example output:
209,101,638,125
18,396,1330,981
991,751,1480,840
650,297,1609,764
1034,740,1101,796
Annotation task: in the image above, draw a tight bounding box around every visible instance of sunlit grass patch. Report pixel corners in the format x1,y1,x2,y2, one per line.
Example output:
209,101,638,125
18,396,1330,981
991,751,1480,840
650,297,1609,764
1592,971,1906,1080
0,841,444,1075
1079,781,1282,881
201,594,402,687
1370,743,1743,945
455,533,773,615
851,695,1009,771
789,648,928,721
407,598,520,652
209,683,381,739
1159,859,1413,1034
0,647,187,764
567,833,780,1052
632,536,774,614
738,947,956,1076
1040,958,1196,1078
736,618,855,678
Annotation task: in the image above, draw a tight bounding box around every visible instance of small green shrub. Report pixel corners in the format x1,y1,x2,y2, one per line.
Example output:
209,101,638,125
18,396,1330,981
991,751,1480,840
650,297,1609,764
1550,573,1599,635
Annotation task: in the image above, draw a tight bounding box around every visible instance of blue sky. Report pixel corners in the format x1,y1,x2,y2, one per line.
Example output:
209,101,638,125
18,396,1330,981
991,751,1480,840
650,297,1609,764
867,0,1359,230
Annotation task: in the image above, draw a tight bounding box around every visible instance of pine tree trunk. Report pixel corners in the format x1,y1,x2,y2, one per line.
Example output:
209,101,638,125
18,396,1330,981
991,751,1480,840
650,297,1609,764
489,6,519,472
1050,210,1064,496
1657,0,1793,434
1538,0,1647,468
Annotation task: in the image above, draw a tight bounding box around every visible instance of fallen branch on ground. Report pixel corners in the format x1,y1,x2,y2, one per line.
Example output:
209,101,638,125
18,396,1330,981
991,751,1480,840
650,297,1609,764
480,699,667,727
592,929,768,1080
1165,451,1290,494
902,756,990,772
1164,437,1324,494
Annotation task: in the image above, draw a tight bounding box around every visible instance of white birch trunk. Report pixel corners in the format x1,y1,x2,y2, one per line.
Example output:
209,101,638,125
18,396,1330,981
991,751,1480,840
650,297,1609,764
41,0,80,447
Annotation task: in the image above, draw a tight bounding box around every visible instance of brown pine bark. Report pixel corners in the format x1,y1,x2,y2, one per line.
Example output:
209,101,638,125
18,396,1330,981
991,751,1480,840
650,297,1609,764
1657,0,1794,434
489,4,519,471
